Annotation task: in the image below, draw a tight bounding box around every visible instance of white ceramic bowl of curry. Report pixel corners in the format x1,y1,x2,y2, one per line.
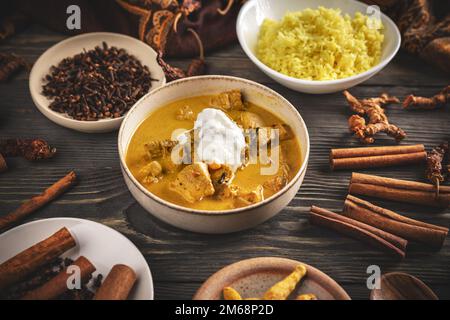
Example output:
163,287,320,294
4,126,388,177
118,76,310,234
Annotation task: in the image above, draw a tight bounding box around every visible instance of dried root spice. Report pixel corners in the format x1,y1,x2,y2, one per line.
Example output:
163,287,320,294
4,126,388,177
0,138,56,161
344,90,405,144
42,42,154,121
0,53,28,82
403,85,450,110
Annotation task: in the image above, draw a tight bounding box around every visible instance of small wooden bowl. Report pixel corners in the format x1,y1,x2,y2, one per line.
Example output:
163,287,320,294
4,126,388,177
193,257,350,300
370,272,439,300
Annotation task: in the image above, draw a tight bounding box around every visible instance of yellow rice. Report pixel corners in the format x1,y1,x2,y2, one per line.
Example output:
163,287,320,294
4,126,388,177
255,7,384,81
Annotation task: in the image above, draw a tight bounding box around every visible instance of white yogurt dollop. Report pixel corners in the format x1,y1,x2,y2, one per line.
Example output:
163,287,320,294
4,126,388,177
193,108,245,171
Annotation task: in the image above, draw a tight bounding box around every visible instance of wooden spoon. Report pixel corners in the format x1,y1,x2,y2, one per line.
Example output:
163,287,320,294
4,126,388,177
370,272,438,300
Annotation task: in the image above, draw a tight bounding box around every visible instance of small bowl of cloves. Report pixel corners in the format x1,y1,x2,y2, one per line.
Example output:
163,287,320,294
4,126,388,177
29,32,166,133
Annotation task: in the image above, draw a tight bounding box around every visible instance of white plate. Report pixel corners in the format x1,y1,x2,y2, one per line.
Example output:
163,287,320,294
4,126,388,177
29,32,166,133
0,218,154,300
237,0,401,94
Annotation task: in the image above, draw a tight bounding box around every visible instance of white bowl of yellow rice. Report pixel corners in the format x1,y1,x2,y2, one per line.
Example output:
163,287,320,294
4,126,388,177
237,0,401,94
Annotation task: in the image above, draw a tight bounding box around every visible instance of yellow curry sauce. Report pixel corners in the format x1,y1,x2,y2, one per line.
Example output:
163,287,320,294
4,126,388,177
126,93,302,211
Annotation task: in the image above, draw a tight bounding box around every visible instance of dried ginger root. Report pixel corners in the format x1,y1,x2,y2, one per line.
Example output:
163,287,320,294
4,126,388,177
263,265,307,300
223,287,243,300
344,91,405,144
403,85,450,110
295,293,317,300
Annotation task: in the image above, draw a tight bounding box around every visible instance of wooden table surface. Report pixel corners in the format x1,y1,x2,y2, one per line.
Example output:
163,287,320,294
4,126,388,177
1,25,449,300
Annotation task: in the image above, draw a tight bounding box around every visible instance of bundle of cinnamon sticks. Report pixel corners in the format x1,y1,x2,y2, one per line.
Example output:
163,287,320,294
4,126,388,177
0,227,76,291
310,195,448,259
330,145,427,170
349,172,450,208
310,205,407,259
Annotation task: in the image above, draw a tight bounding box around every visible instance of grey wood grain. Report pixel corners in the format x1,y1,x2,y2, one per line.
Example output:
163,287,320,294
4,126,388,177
0,25,449,300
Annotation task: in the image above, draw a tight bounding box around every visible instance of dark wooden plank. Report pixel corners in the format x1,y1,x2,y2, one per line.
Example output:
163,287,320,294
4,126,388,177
0,25,449,300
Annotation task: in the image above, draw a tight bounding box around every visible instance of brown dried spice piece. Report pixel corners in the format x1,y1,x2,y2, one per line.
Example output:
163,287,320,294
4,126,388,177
156,28,206,81
391,0,450,73
344,91,405,144
426,142,449,196
0,53,29,82
0,139,56,161
403,85,450,110
0,13,29,42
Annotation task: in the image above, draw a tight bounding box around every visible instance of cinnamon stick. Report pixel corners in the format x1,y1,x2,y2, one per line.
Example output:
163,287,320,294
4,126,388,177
21,256,96,300
349,172,450,207
343,195,449,248
0,154,7,172
330,145,426,170
0,227,76,290
310,206,406,259
0,171,77,231
93,264,137,300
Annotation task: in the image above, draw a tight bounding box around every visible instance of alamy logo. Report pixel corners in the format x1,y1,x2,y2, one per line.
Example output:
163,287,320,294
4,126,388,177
366,265,381,290
170,127,281,175
66,265,82,290
366,5,382,30
66,5,81,30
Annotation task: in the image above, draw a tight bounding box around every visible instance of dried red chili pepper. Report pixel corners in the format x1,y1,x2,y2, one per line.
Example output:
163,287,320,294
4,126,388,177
0,139,56,161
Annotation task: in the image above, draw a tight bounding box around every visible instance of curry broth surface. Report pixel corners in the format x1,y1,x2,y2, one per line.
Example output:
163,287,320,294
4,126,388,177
126,95,302,210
